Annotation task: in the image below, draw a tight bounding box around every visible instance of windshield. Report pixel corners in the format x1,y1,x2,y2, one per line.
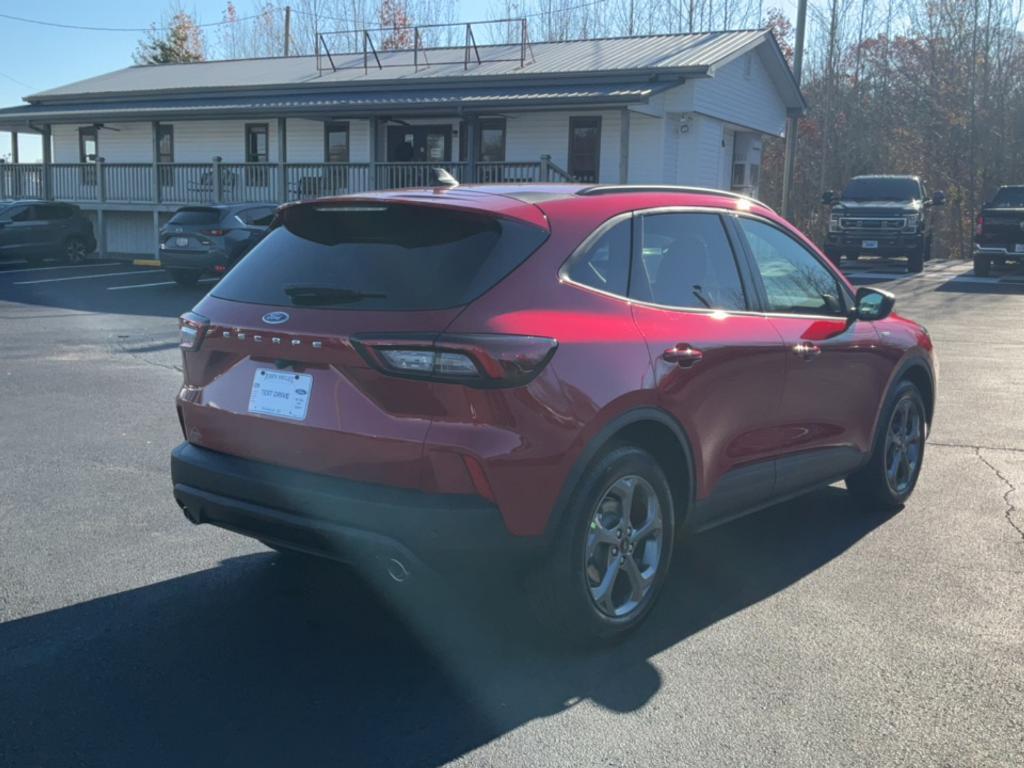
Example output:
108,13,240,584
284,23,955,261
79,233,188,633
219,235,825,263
990,187,1024,208
168,207,222,225
841,177,921,202
211,202,548,311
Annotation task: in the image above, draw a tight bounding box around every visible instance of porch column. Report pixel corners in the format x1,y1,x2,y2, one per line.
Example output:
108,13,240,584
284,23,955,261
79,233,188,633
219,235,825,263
465,115,479,184
151,122,161,258
369,116,379,190
10,131,18,163
277,117,287,202
10,130,21,198
40,124,52,200
619,108,631,184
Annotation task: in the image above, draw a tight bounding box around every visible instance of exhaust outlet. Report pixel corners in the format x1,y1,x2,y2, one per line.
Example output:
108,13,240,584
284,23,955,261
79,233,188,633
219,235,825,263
386,557,411,583
177,498,202,524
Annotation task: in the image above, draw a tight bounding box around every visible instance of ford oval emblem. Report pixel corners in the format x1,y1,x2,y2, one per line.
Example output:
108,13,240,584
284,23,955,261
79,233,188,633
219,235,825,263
262,311,290,325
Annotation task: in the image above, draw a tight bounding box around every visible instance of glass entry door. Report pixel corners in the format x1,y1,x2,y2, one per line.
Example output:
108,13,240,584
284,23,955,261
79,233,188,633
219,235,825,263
387,125,452,163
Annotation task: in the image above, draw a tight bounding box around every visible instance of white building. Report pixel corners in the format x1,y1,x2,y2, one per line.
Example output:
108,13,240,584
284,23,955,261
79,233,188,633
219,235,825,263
0,27,804,257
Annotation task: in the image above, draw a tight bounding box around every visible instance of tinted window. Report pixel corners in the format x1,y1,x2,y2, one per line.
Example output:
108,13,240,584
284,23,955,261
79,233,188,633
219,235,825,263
631,212,746,311
212,203,548,311
0,205,30,222
169,207,222,225
566,219,631,297
37,204,73,220
10,205,36,222
841,177,921,202
738,218,845,316
991,187,1024,208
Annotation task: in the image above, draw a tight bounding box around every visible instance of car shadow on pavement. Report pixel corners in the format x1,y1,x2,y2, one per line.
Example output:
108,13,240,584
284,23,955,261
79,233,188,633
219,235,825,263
0,486,886,768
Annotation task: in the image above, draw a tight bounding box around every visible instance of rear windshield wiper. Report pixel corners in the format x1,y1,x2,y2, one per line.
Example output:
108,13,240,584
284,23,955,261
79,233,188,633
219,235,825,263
283,285,386,306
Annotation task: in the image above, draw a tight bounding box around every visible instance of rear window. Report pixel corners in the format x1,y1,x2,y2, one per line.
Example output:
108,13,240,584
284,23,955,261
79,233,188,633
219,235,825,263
211,203,549,311
169,207,222,225
841,177,921,202
991,187,1024,208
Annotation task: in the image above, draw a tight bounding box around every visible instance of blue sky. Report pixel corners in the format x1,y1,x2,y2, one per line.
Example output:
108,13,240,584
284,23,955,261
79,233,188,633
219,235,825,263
0,0,797,161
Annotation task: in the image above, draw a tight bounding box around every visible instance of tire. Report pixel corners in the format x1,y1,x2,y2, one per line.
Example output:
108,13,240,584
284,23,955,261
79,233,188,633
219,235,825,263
973,254,991,277
64,236,89,264
169,269,201,287
907,247,924,274
528,445,676,645
924,237,934,262
846,380,927,512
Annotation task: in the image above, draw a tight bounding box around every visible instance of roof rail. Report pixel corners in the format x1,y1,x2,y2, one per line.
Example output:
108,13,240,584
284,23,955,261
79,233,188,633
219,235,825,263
576,185,774,212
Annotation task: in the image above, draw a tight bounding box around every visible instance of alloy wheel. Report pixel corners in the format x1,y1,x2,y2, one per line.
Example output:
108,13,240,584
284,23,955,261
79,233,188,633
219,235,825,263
65,239,87,264
884,396,923,495
584,475,664,619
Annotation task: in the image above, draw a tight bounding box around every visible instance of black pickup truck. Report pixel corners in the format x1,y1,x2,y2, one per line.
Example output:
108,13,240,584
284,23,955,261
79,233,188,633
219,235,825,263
822,175,945,273
974,185,1024,276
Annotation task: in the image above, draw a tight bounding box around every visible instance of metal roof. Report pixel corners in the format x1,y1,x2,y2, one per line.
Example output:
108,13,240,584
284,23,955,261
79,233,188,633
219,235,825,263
0,82,672,124
24,29,778,101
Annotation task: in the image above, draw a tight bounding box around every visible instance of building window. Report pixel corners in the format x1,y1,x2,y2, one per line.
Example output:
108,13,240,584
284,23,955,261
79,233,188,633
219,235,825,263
568,116,601,183
478,118,506,162
79,126,98,185
245,123,269,186
156,124,174,187
324,122,350,163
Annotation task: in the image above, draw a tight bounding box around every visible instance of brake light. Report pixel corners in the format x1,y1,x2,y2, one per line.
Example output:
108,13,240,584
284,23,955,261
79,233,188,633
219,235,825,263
179,311,210,350
975,215,984,236
201,228,227,236
353,333,558,387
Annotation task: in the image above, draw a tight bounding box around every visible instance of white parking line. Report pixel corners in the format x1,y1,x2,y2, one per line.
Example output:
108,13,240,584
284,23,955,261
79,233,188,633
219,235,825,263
14,269,164,286
106,277,217,291
0,261,120,276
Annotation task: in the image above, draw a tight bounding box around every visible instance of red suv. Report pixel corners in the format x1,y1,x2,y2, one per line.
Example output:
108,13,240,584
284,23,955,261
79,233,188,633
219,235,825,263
171,184,936,641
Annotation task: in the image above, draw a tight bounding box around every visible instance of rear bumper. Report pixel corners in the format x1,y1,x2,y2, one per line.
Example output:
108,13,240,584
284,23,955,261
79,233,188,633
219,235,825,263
974,244,1024,258
159,248,227,271
171,442,544,576
825,232,923,256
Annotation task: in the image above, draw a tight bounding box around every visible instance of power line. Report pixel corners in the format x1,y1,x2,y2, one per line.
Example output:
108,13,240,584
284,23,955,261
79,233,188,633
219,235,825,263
0,70,35,90
0,11,265,33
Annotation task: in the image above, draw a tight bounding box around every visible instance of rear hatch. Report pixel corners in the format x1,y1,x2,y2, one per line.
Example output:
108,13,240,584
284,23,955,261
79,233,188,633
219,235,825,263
161,207,224,253
178,197,549,488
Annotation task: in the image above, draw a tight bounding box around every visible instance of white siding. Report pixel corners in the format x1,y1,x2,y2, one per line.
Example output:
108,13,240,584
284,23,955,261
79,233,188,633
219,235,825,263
627,112,664,183
285,119,372,163
53,123,154,163
693,50,787,136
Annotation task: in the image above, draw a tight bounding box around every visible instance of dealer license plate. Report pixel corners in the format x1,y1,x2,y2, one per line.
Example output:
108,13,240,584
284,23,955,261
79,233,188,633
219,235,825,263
247,369,312,421
1014,243,1024,253
862,240,878,249
176,237,189,247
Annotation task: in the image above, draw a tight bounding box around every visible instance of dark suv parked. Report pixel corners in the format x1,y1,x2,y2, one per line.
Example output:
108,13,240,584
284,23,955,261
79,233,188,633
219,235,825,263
159,204,277,286
0,200,96,265
171,183,936,642
973,185,1024,276
822,175,945,273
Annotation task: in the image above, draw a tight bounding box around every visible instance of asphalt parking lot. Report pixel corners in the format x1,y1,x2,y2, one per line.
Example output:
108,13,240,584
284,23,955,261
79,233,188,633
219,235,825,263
1,255,1021,767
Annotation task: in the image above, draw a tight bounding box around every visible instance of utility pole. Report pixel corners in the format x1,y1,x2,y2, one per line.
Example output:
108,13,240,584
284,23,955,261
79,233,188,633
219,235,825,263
284,5,292,57
781,0,808,221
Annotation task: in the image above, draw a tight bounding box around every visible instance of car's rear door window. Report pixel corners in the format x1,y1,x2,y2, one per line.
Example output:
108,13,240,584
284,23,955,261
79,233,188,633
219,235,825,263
737,217,846,316
630,212,747,311
212,202,548,311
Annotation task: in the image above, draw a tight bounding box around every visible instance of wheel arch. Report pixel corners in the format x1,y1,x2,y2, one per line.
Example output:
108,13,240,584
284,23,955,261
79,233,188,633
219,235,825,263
545,407,697,542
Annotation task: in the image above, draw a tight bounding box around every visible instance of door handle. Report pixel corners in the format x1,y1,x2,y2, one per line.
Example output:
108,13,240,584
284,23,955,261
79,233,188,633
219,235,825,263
793,342,822,360
662,344,704,368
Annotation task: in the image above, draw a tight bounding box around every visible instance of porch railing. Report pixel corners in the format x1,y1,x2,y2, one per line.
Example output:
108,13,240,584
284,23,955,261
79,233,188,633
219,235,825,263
0,155,575,206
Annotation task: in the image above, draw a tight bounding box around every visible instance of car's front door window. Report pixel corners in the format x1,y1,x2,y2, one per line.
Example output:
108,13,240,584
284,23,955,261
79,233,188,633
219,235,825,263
737,217,845,316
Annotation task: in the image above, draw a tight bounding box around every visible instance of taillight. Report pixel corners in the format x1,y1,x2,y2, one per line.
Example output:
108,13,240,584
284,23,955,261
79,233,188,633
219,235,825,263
975,215,984,236
201,228,227,236
179,311,210,350
353,333,558,388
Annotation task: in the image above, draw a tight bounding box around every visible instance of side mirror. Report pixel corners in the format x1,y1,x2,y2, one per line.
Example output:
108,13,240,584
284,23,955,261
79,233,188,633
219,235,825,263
931,191,946,206
853,286,895,321
821,190,835,205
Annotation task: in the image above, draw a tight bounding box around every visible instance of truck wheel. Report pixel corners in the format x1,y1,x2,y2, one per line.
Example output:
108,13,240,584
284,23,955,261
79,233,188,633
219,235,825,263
528,445,675,645
907,248,924,274
924,237,934,261
169,269,201,287
973,254,991,277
